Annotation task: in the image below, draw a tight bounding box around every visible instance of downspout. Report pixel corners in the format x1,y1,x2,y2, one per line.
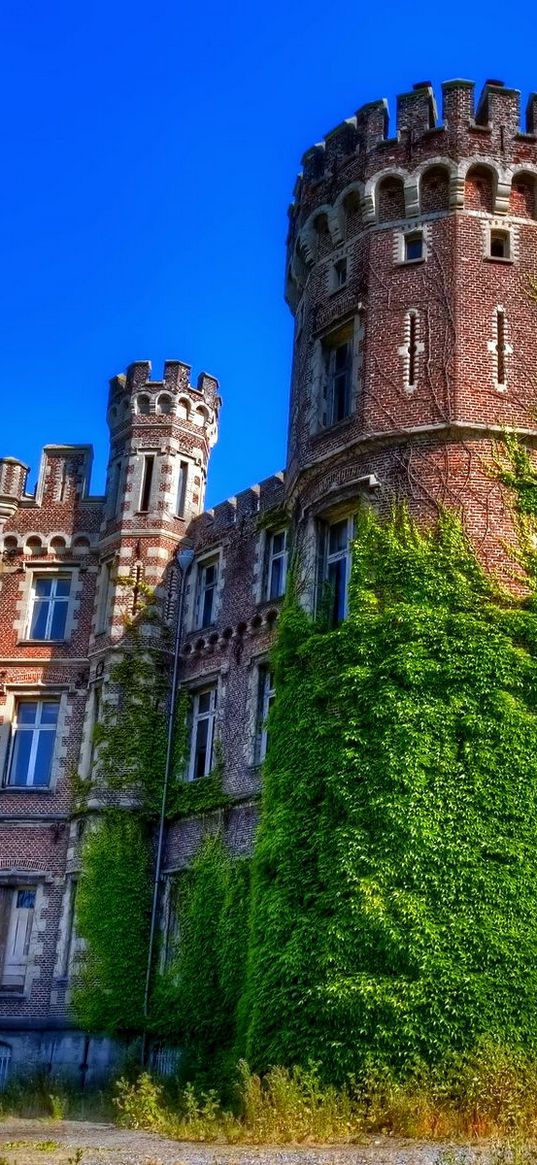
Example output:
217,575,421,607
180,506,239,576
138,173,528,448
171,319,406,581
141,546,194,1065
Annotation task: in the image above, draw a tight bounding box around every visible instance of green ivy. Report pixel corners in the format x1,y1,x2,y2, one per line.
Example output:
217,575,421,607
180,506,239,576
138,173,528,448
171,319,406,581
243,499,537,1083
72,811,152,1034
152,835,250,1086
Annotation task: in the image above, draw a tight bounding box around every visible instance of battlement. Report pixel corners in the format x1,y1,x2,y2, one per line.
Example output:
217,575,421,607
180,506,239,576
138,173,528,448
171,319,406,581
289,77,537,241
107,360,221,427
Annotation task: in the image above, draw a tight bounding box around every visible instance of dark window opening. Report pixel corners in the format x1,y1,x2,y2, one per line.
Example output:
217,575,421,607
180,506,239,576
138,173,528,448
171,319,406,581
490,231,510,259
139,455,155,513
497,310,507,385
408,314,418,386
405,233,423,261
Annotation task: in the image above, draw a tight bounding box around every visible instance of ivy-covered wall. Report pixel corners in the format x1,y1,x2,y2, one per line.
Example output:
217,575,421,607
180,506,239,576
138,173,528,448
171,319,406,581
73,439,537,1085
244,490,537,1081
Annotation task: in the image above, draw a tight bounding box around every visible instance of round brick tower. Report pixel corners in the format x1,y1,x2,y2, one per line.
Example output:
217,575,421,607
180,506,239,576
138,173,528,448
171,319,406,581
285,79,537,604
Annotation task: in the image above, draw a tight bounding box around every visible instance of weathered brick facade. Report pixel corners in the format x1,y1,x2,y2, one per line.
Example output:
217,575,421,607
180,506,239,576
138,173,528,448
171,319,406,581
1,76,537,1083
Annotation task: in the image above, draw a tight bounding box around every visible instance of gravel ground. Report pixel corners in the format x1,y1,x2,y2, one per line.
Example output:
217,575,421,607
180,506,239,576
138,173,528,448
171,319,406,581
0,1119,502,1165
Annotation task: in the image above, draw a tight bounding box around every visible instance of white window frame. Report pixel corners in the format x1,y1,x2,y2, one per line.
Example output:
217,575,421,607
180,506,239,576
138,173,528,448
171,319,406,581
265,529,288,600
322,334,353,428
257,666,276,763
6,699,60,789
403,230,424,263
319,514,355,623
188,685,217,780
194,555,220,630
27,574,71,642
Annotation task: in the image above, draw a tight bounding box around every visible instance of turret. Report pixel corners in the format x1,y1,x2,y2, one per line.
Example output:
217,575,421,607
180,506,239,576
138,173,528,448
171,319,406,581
103,360,221,534
0,458,29,526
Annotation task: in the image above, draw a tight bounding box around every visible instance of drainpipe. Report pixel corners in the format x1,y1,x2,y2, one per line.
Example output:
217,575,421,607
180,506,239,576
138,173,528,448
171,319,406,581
141,545,194,1066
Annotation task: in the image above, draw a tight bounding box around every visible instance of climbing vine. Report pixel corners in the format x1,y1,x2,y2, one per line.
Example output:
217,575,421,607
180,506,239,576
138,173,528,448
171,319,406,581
72,811,153,1034
243,475,537,1083
152,834,250,1087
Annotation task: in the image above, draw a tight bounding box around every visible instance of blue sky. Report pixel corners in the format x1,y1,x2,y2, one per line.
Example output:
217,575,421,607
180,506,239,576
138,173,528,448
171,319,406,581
1,0,535,505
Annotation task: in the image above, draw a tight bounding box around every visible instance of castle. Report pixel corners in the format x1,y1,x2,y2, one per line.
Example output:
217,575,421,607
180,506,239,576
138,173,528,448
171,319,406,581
1,76,537,1085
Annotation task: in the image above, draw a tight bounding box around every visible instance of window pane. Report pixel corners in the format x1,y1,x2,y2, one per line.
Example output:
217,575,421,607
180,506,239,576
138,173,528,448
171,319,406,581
55,579,71,598
271,531,285,555
194,717,209,778
50,601,68,640
201,589,214,627
9,731,33,785
30,601,49,639
329,520,348,555
198,691,211,714
204,564,217,586
40,703,59,725
17,704,38,725
328,558,347,623
269,557,284,599
335,343,349,371
34,579,53,597
33,731,56,786
17,890,35,909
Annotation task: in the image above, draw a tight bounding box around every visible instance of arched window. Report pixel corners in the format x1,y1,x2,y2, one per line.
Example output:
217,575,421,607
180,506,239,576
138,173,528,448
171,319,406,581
510,174,537,220
420,165,450,214
156,394,173,415
377,176,405,223
136,394,150,416
465,166,495,213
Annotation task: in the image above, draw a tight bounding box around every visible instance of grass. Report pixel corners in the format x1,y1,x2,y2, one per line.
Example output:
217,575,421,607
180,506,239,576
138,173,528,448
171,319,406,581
4,1046,537,1147
111,1048,537,1145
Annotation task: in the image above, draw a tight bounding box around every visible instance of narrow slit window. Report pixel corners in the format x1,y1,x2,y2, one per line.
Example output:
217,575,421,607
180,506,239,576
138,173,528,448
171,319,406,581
139,455,155,513
408,313,418,387
497,309,507,386
176,461,189,517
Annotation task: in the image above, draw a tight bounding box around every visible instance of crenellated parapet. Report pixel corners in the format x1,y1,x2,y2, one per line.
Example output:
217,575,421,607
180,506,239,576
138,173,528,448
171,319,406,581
107,360,221,446
286,78,537,309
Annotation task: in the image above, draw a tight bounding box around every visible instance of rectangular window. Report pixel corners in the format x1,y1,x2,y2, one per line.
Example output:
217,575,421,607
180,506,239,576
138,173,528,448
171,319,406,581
322,337,353,427
176,460,189,517
333,257,348,289
139,454,155,513
1,887,36,992
321,516,355,624
404,232,424,262
266,529,288,600
490,229,511,260
257,666,276,762
196,558,219,628
189,686,217,780
7,700,59,788
108,459,124,518
28,576,71,641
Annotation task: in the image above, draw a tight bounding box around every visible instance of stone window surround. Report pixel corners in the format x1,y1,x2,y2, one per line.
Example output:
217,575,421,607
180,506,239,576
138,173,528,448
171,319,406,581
14,563,81,646
0,878,46,1000
182,669,223,782
185,547,224,633
0,685,70,794
310,312,364,436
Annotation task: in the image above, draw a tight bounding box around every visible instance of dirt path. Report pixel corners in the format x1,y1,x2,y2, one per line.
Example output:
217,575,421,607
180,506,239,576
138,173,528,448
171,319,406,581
0,1117,498,1165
